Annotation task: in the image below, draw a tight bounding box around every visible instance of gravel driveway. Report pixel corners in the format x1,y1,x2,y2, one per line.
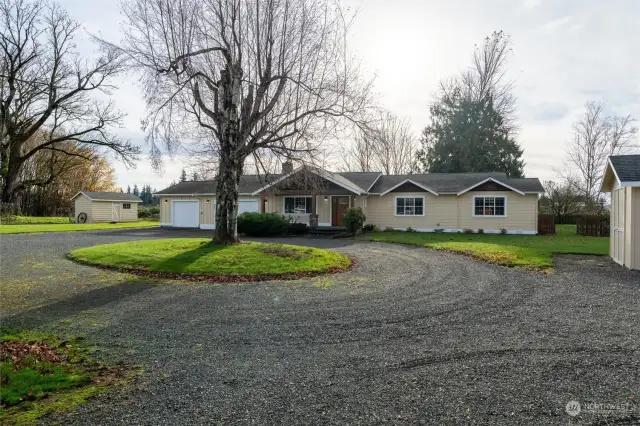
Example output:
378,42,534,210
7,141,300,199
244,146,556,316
1,229,639,425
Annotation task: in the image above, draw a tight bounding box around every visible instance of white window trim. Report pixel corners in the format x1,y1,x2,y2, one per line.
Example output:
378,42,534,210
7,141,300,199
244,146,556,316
472,195,508,218
394,196,426,217
283,195,314,215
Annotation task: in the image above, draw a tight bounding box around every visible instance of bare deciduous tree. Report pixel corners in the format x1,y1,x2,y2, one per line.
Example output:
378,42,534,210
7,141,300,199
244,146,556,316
342,112,416,174
566,101,638,207
112,0,372,243
0,0,139,205
539,179,584,223
439,31,517,133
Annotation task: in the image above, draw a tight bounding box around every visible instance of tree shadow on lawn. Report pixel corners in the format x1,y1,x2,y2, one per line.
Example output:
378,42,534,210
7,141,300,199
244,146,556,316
151,243,224,273
2,278,158,330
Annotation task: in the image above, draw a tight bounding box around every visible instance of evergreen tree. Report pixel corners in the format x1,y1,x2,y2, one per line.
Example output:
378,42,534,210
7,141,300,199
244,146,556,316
414,91,525,178
179,169,187,182
133,184,139,196
192,171,199,181
126,185,131,194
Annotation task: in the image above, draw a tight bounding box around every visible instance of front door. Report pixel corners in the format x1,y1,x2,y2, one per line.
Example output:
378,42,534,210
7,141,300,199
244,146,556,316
332,196,350,226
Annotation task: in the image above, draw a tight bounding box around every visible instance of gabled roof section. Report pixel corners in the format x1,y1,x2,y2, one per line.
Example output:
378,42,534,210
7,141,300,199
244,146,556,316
71,191,143,202
336,172,382,192
250,166,365,195
380,179,438,196
456,177,526,196
602,155,640,191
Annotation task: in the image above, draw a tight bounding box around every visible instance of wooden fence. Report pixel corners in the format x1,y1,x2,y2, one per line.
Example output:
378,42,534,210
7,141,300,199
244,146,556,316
538,214,556,235
576,215,610,237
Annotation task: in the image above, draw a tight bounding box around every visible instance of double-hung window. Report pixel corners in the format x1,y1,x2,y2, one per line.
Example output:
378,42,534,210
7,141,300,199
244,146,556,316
284,196,313,214
395,197,424,216
122,203,131,210
473,196,506,217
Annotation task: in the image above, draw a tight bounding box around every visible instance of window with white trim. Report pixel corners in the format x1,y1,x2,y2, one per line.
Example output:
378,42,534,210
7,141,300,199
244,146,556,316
284,196,313,214
473,196,506,217
395,197,424,216
122,203,131,210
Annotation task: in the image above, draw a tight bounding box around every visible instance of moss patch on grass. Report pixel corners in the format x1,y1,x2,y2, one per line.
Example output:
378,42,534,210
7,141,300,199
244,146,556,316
67,239,352,281
0,221,159,234
0,329,134,425
358,225,608,271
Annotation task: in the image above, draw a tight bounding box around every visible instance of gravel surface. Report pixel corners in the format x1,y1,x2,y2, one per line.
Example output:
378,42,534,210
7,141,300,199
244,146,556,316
1,229,639,425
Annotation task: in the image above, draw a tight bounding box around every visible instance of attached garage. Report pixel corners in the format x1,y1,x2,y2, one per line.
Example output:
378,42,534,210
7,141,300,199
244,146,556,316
238,200,259,214
155,179,264,230
601,155,640,270
71,192,142,223
172,200,200,228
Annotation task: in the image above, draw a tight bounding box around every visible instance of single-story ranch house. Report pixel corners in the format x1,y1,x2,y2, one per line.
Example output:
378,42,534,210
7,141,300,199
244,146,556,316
156,163,545,234
601,155,640,270
72,191,142,223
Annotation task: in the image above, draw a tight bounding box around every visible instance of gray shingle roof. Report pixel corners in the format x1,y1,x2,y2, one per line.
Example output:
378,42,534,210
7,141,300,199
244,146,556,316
155,175,279,195
367,172,544,194
80,192,142,202
156,171,544,196
336,172,382,191
610,155,640,182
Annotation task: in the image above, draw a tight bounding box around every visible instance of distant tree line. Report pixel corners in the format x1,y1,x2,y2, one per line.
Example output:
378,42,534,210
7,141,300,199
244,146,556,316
125,184,159,206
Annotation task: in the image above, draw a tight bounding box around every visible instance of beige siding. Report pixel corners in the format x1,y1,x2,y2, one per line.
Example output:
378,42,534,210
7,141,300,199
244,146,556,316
159,195,260,226
363,191,538,232
631,188,640,270
458,191,538,232
624,187,632,268
365,192,458,229
119,203,138,222
92,201,115,223
74,195,93,223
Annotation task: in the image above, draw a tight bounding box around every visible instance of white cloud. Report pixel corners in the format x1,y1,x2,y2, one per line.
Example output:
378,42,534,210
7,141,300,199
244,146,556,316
56,0,640,186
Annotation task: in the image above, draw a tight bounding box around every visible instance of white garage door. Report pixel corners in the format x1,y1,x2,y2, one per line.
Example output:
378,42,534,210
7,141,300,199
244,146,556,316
173,200,200,228
238,200,259,214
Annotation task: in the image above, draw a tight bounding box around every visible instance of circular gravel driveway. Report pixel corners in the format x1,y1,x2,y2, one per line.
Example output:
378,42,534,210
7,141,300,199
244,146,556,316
1,228,639,425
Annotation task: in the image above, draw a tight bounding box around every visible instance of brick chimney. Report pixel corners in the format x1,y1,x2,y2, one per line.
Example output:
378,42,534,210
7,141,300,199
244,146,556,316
282,160,294,174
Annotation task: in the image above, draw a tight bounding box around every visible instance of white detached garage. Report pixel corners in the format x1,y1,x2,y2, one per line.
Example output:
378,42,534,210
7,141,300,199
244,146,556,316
601,155,640,270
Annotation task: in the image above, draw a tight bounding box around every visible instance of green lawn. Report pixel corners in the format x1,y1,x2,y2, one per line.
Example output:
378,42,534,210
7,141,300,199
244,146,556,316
358,224,609,271
68,239,352,278
0,220,159,234
0,329,131,425
5,216,72,225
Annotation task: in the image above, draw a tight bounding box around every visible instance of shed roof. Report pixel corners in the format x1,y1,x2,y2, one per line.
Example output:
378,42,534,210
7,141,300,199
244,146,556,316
610,155,640,183
72,191,143,202
601,155,640,191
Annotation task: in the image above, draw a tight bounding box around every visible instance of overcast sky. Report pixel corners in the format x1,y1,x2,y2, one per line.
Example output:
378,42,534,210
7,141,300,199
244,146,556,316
59,0,640,190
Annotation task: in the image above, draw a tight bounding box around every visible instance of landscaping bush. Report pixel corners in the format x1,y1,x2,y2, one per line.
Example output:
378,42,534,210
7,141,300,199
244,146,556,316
500,228,508,235
477,228,485,234
363,224,378,233
343,207,366,235
237,212,290,236
383,226,395,232
406,226,417,232
287,222,308,235
138,205,160,219
463,228,474,234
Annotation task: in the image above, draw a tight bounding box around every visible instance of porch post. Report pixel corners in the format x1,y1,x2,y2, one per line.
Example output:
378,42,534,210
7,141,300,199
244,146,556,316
309,192,318,228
